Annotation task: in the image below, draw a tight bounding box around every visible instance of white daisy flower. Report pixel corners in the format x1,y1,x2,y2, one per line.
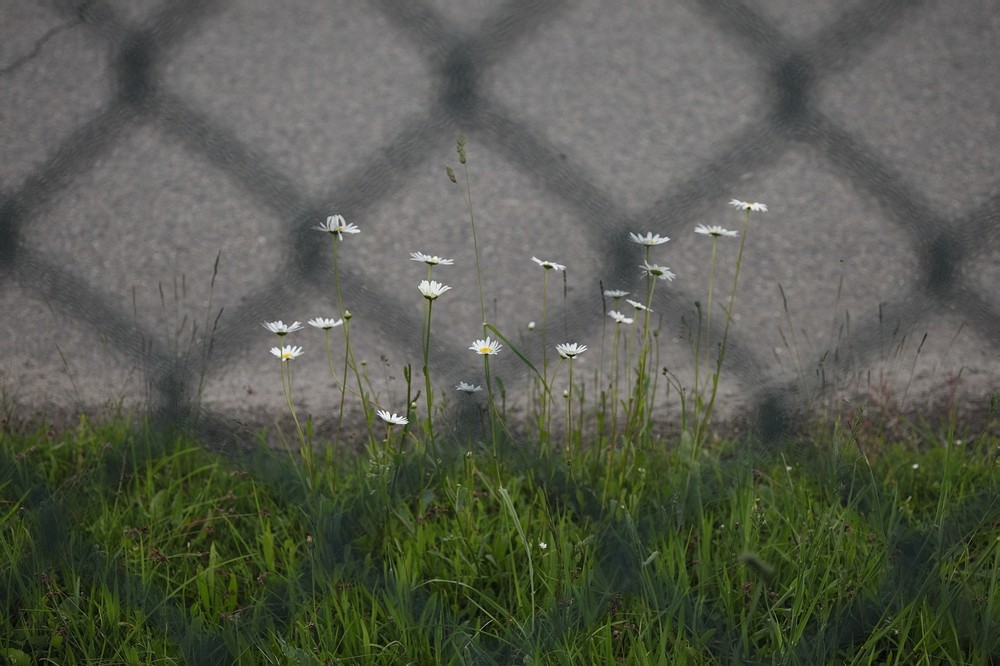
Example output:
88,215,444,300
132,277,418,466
314,214,361,239
628,232,670,246
270,345,304,361
262,320,303,335
531,256,566,271
470,337,502,355
729,199,768,212
410,251,454,265
418,280,452,300
694,224,739,238
626,299,651,312
604,289,629,299
608,310,634,324
455,381,483,394
376,409,409,426
555,342,587,359
640,261,676,281
307,317,343,330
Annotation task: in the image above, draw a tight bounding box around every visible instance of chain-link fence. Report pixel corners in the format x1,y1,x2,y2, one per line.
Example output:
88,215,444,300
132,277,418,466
2,0,998,661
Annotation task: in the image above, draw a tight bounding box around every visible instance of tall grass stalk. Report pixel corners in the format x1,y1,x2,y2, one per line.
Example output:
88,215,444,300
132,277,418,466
449,136,504,463
194,251,223,413
448,136,486,334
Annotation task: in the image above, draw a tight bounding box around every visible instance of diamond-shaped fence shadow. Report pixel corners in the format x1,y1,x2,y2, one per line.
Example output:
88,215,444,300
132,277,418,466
1,0,997,661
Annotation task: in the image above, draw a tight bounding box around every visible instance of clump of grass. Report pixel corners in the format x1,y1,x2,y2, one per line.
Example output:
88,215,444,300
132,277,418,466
1,411,996,663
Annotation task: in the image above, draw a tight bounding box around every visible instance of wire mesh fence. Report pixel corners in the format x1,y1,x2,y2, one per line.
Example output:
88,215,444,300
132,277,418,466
1,0,998,661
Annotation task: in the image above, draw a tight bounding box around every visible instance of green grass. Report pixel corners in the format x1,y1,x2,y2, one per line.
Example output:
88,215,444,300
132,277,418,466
3,139,997,663
1,412,997,665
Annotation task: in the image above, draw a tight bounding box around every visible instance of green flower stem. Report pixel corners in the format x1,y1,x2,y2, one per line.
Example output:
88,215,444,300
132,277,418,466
331,236,345,318
541,269,552,439
330,237,350,441
482,354,502,483
335,332,350,441
279,356,311,485
694,209,752,453
692,237,718,414
422,297,436,447
327,236,374,442
323,329,337,380
690,235,719,447
342,316,373,440
610,324,622,447
627,262,659,443
564,358,576,459
384,422,394,455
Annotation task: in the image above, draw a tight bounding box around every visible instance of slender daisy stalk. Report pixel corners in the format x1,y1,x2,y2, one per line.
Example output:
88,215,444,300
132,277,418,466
606,309,633,447
601,288,629,381
470,336,503,477
417,278,452,446
624,232,673,443
636,266,674,402
314,215,360,316
411,254,454,442
531,256,566,440
340,310,374,437
689,224,727,437
263,321,312,482
314,215,372,441
271,343,305,445
555,343,587,459
596,286,625,446
690,200,766,454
